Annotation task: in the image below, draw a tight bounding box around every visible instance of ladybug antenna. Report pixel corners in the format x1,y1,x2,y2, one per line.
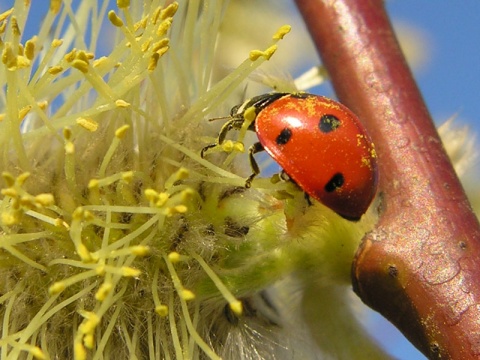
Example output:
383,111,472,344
208,115,231,122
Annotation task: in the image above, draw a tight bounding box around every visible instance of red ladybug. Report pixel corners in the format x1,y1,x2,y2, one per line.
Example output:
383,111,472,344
201,92,378,221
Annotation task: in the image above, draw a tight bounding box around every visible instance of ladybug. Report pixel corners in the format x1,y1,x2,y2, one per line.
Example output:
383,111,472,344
201,92,378,221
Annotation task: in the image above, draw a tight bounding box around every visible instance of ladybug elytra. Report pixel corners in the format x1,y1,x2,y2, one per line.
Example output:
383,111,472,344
201,92,378,221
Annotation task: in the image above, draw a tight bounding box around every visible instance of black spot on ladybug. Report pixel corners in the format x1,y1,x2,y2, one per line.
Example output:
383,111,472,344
319,114,341,133
324,173,344,192
276,128,292,145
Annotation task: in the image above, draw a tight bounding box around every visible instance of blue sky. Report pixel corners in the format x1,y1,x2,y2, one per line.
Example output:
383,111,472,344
387,1,480,130
2,1,478,359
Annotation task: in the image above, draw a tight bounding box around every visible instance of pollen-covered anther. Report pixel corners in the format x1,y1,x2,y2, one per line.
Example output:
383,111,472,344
65,141,75,154
11,16,20,36
78,312,100,335
160,2,179,20
152,38,170,53
149,7,161,24
273,25,292,40
18,105,32,120
63,127,72,140
115,124,130,139
83,334,94,349
181,188,195,201
180,288,196,301
54,218,69,229
16,54,31,69
175,167,189,181
1,187,16,198
95,282,113,301
115,99,130,108
17,172,31,185
121,266,141,277
2,171,15,187
52,39,63,47
145,188,159,202
229,300,243,316
108,10,124,27
155,304,168,317
156,192,169,207
64,48,77,62
78,243,93,263
233,142,245,152
121,171,134,183
76,117,98,132
148,53,160,71
243,106,257,124
72,59,89,73
0,172,54,223
2,43,17,69
141,38,152,52
48,65,63,75
135,16,148,30
1,211,20,226
163,168,189,190
18,195,33,207
72,207,94,221
88,179,99,189
117,0,130,9
0,8,14,24
168,251,188,263
50,0,62,14
164,204,188,217
156,18,173,37
28,346,45,360
74,342,86,360
34,193,55,207
130,245,150,256
24,39,36,60
221,140,243,153
38,100,48,110
48,281,66,295
249,44,277,61
156,45,170,58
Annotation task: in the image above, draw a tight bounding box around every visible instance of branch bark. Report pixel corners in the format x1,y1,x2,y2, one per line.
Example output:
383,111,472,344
294,0,480,358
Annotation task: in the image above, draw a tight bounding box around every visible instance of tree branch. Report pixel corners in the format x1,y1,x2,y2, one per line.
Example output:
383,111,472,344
294,0,480,358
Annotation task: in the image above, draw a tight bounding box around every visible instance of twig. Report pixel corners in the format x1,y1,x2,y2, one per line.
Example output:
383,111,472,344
294,0,480,358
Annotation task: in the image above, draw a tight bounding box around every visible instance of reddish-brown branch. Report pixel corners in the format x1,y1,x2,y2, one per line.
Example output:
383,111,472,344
294,0,480,358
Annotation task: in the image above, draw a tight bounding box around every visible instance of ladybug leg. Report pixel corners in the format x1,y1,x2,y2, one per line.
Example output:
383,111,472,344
245,142,264,188
279,170,290,182
279,170,312,205
200,143,217,158
201,118,245,158
304,192,313,206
